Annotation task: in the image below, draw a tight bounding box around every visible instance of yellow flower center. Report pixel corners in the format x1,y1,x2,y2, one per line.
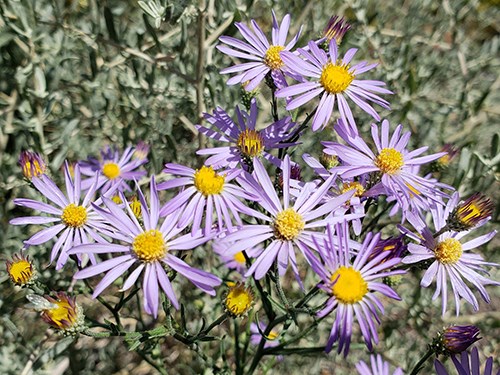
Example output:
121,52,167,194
8,260,33,284
457,203,481,225
111,195,123,204
129,197,142,219
434,238,462,264
132,230,167,262
234,251,246,265
375,148,404,175
61,204,88,228
341,181,365,197
193,166,225,196
273,208,305,241
22,160,45,179
264,45,285,70
331,266,368,304
102,162,121,180
237,129,264,158
320,62,355,94
225,284,254,317
46,300,77,329
266,330,279,340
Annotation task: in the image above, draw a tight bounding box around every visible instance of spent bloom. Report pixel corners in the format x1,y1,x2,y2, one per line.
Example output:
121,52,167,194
446,192,494,232
26,293,85,335
6,253,36,286
69,178,221,317
196,99,298,169
276,40,391,131
158,164,252,235
434,347,497,375
325,119,448,212
401,206,498,316
434,325,481,355
10,164,112,269
356,354,403,375
217,11,302,90
222,156,362,284
19,151,47,180
305,223,403,356
80,145,147,193
322,15,351,46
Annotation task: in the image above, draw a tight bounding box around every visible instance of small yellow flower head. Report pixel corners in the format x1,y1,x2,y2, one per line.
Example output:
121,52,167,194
27,293,85,335
320,152,339,170
432,144,459,171
19,151,47,180
224,283,254,318
448,193,494,231
129,196,142,220
6,254,36,285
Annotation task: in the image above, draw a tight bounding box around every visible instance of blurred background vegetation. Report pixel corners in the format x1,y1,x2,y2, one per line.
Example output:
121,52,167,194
0,0,499,374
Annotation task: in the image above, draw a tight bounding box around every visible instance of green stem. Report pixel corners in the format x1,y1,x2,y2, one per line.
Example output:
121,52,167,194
409,348,434,375
234,320,242,375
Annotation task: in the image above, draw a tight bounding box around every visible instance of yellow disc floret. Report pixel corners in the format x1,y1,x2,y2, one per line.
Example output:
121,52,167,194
132,229,167,262
341,181,365,197
234,251,246,265
224,283,254,317
320,62,355,94
129,197,142,220
61,204,88,228
102,162,121,180
331,266,368,304
264,45,285,70
274,208,305,241
375,148,404,175
237,129,264,158
193,166,225,196
434,238,462,264
6,255,35,285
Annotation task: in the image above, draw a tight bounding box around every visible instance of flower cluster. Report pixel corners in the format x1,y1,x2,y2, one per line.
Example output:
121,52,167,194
6,9,497,374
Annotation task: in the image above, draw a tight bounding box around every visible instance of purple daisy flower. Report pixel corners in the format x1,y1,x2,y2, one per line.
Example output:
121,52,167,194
69,177,221,317
10,164,111,269
434,347,497,375
324,119,449,211
80,145,147,193
217,10,302,90
304,223,403,356
196,99,298,169
222,155,362,284
158,164,252,236
401,203,498,316
276,39,392,131
356,354,403,375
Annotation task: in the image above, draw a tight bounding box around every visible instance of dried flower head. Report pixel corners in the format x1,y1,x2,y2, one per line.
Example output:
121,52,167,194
6,253,36,285
26,293,85,335
224,283,254,318
447,193,494,231
438,325,481,355
323,15,351,45
19,151,47,180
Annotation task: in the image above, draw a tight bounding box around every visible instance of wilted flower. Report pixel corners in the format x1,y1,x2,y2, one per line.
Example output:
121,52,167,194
19,151,47,180
323,15,351,45
133,141,149,160
447,192,494,231
26,293,85,335
6,253,36,285
224,282,254,318
432,144,459,171
434,325,481,355
356,354,403,375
